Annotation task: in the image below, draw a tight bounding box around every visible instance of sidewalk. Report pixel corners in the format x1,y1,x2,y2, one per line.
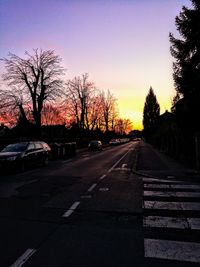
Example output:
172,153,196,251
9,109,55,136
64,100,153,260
136,141,200,182
137,141,200,266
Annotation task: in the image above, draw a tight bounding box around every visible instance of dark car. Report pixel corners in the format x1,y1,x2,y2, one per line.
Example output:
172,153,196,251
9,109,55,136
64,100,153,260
88,140,103,151
109,138,121,146
0,141,51,172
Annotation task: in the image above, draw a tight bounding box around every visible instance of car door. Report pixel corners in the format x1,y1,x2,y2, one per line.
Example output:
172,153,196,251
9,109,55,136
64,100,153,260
25,143,36,167
34,142,45,164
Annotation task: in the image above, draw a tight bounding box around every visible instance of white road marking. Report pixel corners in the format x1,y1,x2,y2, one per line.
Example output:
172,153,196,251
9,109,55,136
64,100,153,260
188,218,200,230
122,163,127,168
144,184,200,189
99,187,109,192
143,177,200,263
143,201,200,210
144,238,200,263
143,216,189,229
167,175,175,178
10,248,36,267
112,167,131,171
88,183,97,192
99,174,106,180
182,202,200,210
143,178,185,183
81,195,92,199
144,216,200,230
62,201,80,217
108,148,133,173
62,159,72,164
144,190,200,198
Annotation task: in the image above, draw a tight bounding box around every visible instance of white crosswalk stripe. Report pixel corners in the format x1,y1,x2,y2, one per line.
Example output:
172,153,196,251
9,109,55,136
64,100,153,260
143,176,200,264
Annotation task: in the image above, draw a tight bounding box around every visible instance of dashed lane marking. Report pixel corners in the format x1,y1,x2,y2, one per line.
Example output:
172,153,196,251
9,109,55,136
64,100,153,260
99,174,106,181
88,183,97,192
10,248,36,267
62,201,80,217
81,195,92,199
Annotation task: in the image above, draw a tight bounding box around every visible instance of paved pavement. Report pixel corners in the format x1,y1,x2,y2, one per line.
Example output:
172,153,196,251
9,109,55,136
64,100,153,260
136,141,200,266
1,140,200,267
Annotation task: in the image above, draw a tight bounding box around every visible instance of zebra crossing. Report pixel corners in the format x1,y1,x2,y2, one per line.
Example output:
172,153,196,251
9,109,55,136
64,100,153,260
142,175,200,264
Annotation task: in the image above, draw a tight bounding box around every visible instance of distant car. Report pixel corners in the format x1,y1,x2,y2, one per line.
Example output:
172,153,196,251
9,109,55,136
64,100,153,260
88,140,103,151
109,139,121,145
0,141,51,172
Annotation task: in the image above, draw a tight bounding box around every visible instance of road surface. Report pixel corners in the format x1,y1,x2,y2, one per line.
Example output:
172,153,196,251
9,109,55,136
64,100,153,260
0,140,200,266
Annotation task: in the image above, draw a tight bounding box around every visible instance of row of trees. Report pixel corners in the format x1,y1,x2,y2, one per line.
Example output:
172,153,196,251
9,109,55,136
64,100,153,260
142,0,200,167
0,50,132,136
169,0,200,132
143,0,200,138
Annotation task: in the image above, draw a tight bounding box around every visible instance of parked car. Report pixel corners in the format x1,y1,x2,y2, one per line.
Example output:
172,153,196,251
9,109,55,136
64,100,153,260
0,141,51,172
109,139,121,145
88,140,103,151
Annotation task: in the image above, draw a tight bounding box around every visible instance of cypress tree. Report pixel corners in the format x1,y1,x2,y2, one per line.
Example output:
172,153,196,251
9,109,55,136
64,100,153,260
169,0,200,130
143,87,160,139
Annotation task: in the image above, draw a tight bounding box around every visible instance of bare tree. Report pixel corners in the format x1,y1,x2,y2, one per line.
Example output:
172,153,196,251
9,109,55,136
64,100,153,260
85,94,104,131
100,90,117,132
41,103,65,125
1,49,65,129
0,83,27,126
65,73,95,130
115,118,133,135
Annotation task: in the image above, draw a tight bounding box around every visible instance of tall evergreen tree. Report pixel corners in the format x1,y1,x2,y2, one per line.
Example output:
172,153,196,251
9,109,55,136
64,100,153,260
169,0,200,130
143,87,160,138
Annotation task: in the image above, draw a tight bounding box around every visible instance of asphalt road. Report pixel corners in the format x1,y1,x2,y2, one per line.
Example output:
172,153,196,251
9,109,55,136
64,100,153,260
0,141,143,267
1,140,200,267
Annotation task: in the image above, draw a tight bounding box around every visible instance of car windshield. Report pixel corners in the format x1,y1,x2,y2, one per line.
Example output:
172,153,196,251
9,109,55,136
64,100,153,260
90,141,99,145
2,143,28,152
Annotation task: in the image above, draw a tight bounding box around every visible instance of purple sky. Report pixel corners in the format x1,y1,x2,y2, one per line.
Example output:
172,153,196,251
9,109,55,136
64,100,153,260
0,0,191,129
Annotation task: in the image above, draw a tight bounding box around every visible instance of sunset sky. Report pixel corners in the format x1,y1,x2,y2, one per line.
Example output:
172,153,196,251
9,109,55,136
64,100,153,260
0,0,191,129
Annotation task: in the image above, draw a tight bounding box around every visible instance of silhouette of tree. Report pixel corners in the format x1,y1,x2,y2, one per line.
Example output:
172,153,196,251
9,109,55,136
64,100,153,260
100,89,118,133
41,103,65,125
65,73,95,131
143,87,160,139
169,0,200,130
115,118,133,135
1,49,65,131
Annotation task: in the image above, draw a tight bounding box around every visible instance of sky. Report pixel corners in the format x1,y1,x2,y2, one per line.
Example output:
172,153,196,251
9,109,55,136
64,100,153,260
0,0,191,129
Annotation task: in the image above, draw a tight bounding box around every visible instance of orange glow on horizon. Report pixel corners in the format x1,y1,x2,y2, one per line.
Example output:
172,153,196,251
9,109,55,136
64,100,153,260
118,95,172,131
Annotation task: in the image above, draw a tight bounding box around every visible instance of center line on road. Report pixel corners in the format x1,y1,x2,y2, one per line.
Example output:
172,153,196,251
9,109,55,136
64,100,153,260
10,248,36,267
62,201,80,217
108,148,133,173
99,174,106,181
88,183,97,192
